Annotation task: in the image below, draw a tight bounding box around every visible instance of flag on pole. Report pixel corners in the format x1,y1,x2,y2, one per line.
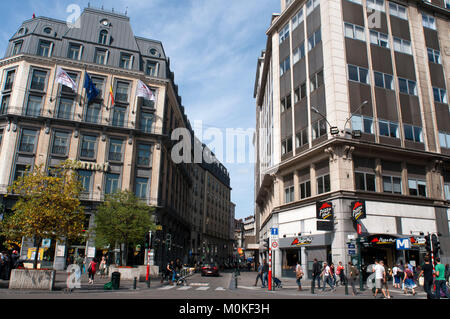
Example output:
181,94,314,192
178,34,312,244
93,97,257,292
56,66,78,92
83,72,99,103
109,84,115,106
136,80,156,101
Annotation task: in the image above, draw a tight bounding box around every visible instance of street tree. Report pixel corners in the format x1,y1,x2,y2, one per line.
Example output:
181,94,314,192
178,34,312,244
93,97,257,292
0,161,86,269
93,191,156,266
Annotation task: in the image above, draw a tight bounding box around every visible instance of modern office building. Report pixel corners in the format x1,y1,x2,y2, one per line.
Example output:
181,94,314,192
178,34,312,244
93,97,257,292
0,6,234,269
254,0,449,279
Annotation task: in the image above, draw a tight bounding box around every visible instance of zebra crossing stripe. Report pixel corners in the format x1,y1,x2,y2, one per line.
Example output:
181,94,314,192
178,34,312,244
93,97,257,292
196,286,210,291
177,286,192,291
158,285,176,290
215,287,226,291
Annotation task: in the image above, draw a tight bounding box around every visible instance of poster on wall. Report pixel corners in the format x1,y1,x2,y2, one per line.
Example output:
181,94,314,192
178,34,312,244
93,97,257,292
56,245,66,257
316,202,334,220
87,247,96,258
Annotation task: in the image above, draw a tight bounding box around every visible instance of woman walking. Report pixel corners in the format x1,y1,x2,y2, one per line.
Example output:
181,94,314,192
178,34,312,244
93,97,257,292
294,261,304,291
87,258,98,285
99,256,107,279
403,265,417,296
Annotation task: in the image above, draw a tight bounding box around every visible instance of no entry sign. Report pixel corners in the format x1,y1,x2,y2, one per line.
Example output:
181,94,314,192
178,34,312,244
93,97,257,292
272,241,279,249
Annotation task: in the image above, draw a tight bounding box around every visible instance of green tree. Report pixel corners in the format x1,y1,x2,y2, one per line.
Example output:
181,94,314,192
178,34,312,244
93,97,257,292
0,161,86,269
94,191,156,266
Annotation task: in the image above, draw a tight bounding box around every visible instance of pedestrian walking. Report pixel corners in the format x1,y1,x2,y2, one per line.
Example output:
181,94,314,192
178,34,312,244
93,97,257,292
403,262,417,296
311,258,321,290
262,259,269,288
0,251,11,280
294,261,304,291
348,262,359,296
254,263,263,286
380,261,391,299
10,250,20,270
167,260,175,285
434,257,450,299
322,262,335,292
330,263,337,286
87,258,98,285
336,261,346,286
418,256,435,299
373,260,388,299
99,256,107,279
392,264,401,289
75,254,84,274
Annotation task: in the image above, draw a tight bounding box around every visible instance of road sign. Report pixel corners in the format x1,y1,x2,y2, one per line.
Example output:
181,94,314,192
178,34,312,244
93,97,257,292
348,250,357,256
272,241,279,249
396,238,411,250
347,243,356,249
271,228,279,237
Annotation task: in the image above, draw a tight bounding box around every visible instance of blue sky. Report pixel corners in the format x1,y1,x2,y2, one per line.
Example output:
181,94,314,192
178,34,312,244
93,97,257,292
0,0,280,220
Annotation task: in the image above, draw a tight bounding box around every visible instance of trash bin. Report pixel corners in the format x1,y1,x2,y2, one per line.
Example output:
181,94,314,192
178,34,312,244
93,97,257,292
111,272,121,290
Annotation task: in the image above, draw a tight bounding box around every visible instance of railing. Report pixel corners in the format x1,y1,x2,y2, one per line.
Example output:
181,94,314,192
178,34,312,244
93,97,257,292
52,146,68,156
137,157,151,166
115,93,129,103
30,81,45,91
108,152,123,162
80,149,95,159
18,143,35,153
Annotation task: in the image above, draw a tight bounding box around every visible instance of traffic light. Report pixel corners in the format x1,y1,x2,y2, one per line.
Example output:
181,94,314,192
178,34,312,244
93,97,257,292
425,235,431,252
432,234,438,254
263,238,269,250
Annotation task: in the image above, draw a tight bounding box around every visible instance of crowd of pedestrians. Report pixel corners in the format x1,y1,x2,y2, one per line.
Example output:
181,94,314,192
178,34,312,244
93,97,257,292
0,250,20,280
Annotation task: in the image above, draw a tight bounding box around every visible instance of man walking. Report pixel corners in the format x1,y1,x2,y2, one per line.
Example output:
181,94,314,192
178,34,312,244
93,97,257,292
348,261,359,296
262,259,269,288
434,257,450,299
322,262,335,292
373,260,388,299
418,256,435,299
254,262,263,287
311,258,321,291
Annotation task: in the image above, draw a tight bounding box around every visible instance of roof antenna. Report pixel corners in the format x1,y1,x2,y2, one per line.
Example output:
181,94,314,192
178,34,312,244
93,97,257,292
125,7,128,15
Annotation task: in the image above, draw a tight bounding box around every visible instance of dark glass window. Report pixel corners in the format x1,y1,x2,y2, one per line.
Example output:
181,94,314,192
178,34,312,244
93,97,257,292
57,98,74,120
80,135,97,159
105,173,120,195
19,129,37,153
85,102,101,123
52,131,70,156
108,139,123,162
137,144,153,167
135,177,149,199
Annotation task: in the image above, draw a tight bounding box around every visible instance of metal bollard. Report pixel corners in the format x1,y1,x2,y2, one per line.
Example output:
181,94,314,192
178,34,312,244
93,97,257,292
311,280,315,294
345,281,349,295
133,277,137,290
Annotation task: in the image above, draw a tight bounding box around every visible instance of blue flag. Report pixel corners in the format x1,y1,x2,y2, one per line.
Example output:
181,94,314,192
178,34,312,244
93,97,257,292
84,73,99,103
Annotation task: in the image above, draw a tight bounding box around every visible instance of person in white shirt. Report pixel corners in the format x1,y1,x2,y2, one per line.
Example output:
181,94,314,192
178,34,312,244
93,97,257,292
392,264,400,288
373,260,388,299
321,262,336,292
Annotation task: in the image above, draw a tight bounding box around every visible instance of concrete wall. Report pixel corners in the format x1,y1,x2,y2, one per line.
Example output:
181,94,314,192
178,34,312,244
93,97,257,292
9,269,55,290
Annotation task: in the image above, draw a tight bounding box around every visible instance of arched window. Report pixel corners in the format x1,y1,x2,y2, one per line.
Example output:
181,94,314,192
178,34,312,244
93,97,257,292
99,30,108,45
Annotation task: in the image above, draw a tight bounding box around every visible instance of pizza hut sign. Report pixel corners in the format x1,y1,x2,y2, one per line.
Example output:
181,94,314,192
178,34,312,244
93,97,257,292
351,200,366,222
316,202,334,220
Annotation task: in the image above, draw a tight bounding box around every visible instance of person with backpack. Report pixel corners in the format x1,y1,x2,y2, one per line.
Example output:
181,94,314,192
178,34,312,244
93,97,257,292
403,262,417,296
348,261,359,296
87,258,98,285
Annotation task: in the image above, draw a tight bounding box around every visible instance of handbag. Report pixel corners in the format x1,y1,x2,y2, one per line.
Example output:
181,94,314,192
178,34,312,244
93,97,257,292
418,276,424,287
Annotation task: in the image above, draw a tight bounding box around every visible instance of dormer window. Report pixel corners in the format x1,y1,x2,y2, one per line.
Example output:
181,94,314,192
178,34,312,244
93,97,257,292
43,27,52,34
99,30,108,45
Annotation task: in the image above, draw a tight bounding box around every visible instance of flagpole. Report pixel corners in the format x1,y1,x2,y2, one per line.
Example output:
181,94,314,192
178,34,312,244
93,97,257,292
81,67,88,120
49,64,59,104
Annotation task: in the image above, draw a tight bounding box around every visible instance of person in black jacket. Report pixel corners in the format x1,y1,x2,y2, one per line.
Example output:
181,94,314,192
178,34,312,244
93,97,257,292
312,258,322,290
11,250,20,270
262,259,269,288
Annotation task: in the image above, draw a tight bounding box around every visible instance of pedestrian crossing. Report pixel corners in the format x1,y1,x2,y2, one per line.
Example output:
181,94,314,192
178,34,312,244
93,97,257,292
157,284,227,292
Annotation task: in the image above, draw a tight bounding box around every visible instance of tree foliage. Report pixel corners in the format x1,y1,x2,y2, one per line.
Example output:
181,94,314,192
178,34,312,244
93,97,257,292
93,190,156,266
0,160,86,268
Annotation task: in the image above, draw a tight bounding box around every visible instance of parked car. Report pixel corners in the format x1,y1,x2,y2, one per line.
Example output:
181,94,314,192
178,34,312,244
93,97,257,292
201,263,220,277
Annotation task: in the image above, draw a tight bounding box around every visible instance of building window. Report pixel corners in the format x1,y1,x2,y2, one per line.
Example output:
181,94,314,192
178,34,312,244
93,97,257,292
108,138,124,162
280,56,290,77
344,23,365,41
14,164,28,181
433,87,448,104
293,42,305,64
367,0,385,12
398,78,417,96
57,97,74,120
135,177,149,199
68,43,82,60
374,71,394,90
105,173,120,195
140,112,154,133
112,106,127,127
312,118,327,140
389,2,407,20
85,102,101,123
91,77,104,98
308,29,321,51
306,0,320,15
119,53,132,69
280,94,292,113
137,143,153,167
439,132,450,149
51,131,70,156
317,174,331,194
294,83,307,104
146,61,158,77
382,176,402,194
25,95,43,117
422,13,436,30
348,65,369,84
347,0,362,4
310,70,324,93
30,70,47,91
78,170,93,194
279,23,290,44
292,8,304,30
444,183,450,200
296,128,309,148
99,30,108,45
12,41,22,55
408,179,427,197
370,30,389,48
94,49,108,65
19,129,38,153
404,124,423,143
352,115,374,134
427,48,441,64
0,95,10,114
115,81,129,103
300,181,311,199
37,40,52,57
281,137,293,155
284,186,295,204
378,119,399,138
80,135,97,159
393,37,412,55
3,69,15,91
355,172,376,191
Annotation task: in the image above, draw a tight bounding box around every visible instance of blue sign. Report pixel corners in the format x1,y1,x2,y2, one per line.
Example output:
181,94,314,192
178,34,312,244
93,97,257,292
396,238,411,250
347,243,356,249
348,250,357,256
271,228,279,236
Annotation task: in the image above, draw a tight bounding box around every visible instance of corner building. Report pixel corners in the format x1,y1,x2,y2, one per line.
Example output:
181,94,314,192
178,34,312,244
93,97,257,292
0,7,218,269
254,0,450,279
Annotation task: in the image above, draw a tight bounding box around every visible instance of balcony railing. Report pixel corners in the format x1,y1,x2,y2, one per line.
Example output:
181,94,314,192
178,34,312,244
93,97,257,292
52,146,68,156
108,152,123,162
80,149,95,159
115,93,128,103
19,143,35,153
30,81,45,91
